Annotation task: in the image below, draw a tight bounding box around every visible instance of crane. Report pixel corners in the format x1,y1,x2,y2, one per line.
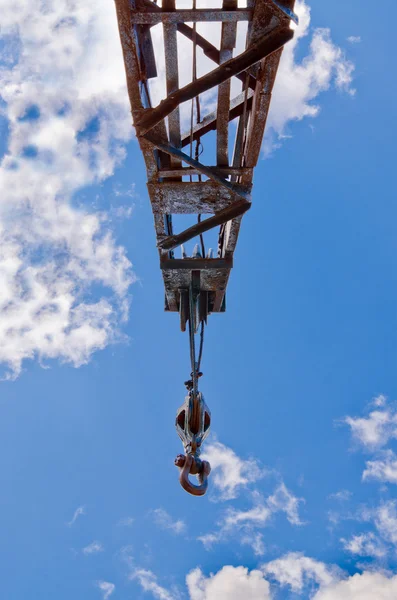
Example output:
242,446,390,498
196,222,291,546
114,0,297,495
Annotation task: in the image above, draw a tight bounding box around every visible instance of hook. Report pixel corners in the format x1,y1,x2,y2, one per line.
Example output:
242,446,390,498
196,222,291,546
175,454,211,497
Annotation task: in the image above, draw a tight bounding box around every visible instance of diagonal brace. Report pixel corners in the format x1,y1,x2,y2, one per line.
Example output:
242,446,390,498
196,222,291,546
158,199,251,251
135,26,293,135
143,133,251,201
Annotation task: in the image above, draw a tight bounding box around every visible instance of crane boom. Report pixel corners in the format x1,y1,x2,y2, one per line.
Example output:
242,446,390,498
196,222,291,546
114,0,297,494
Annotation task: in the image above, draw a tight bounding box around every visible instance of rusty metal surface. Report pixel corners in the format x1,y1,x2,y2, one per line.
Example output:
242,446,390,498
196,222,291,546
148,181,250,214
175,453,211,496
216,0,238,167
130,9,253,24
114,0,296,314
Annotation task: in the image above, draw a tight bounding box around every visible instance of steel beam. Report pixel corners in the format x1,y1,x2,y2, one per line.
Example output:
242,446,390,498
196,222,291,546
162,0,181,170
158,166,252,179
148,181,249,214
216,0,238,167
130,9,252,24
161,258,233,270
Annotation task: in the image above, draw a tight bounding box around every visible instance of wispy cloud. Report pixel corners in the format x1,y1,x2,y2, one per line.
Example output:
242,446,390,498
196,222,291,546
118,516,134,527
328,490,352,502
221,503,272,531
347,35,362,44
131,568,176,600
96,581,115,600
342,396,397,489
152,509,186,535
83,541,104,555
332,499,397,559
363,450,397,484
198,483,304,549
241,532,265,557
267,482,304,526
374,501,397,547
341,532,386,559
113,183,137,199
67,505,85,527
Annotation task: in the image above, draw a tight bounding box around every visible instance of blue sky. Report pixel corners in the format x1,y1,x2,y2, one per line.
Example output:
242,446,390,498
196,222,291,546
1,0,397,598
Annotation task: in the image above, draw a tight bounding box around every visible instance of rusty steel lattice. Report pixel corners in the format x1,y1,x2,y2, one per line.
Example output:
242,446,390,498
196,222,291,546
114,0,297,495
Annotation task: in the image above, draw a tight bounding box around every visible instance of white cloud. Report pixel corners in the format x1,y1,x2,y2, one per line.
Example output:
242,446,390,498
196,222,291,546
221,483,303,530
347,36,362,44
0,0,134,378
202,441,265,501
131,569,176,600
186,566,271,600
130,556,397,600
344,408,397,450
222,503,272,530
263,553,397,599
262,552,338,592
83,541,104,555
341,533,386,559
198,483,303,549
97,581,115,600
363,450,397,484
374,501,397,546
152,509,186,535
263,0,355,154
332,500,397,557
313,572,397,600
186,558,396,600
67,505,85,526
